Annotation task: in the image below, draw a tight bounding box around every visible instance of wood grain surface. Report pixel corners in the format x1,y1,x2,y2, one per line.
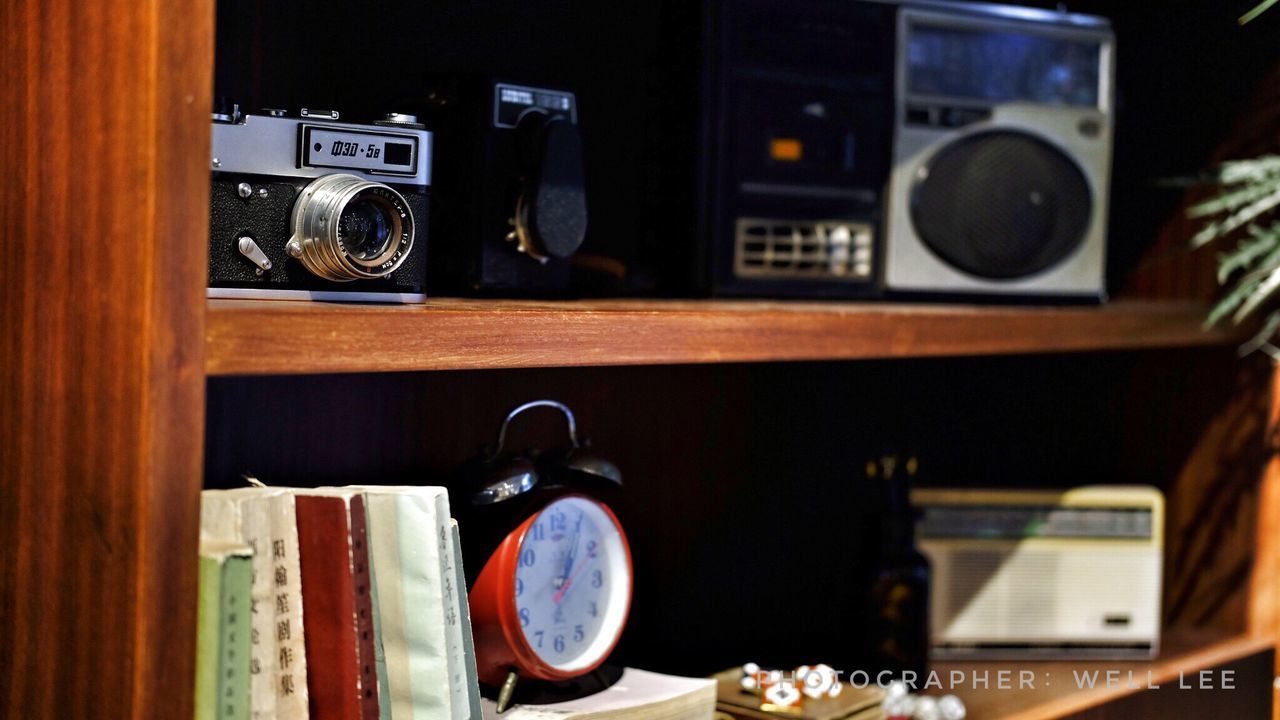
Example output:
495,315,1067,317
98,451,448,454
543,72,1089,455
1162,358,1272,634
936,630,1273,720
0,0,213,718
1250,366,1280,719
205,298,1235,376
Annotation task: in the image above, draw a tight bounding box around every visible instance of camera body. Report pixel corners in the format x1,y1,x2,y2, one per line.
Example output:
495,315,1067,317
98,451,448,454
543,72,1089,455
208,108,433,302
427,80,589,296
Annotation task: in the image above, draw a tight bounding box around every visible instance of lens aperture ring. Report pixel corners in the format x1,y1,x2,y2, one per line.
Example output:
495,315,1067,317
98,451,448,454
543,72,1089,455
289,173,415,281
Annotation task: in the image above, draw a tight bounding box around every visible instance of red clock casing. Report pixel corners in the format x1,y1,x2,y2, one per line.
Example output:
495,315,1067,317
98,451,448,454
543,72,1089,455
468,496,633,686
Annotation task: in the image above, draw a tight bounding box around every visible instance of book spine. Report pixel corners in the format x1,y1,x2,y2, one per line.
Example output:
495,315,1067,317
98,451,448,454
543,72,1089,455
296,495,362,720
365,495,408,720
368,492,450,720
268,493,310,719
348,494,383,720
436,498,478,720
238,498,279,720
218,554,254,720
201,491,308,719
195,555,223,720
366,520,393,720
443,515,483,720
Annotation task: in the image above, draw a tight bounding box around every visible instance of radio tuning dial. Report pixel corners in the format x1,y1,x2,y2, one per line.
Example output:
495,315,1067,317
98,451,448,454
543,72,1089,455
506,112,587,263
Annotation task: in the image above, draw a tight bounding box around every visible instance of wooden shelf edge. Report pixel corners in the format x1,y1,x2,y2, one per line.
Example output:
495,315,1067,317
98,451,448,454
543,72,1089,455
939,632,1274,720
205,298,1236,376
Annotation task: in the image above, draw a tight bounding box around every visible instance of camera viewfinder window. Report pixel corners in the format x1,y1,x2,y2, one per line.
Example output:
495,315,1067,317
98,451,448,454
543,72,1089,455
384,142,413,167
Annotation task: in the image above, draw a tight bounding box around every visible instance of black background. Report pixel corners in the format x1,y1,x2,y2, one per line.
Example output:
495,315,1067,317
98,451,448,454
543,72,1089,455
214,0,1280,294
209,0,1277,677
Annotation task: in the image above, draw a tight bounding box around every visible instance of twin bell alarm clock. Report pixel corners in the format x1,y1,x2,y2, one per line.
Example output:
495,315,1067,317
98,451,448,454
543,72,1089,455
453,400,632,712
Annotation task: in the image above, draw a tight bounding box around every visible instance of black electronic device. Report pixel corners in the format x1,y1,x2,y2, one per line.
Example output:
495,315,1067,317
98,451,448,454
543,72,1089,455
698,0,1114,300
698,0,896,298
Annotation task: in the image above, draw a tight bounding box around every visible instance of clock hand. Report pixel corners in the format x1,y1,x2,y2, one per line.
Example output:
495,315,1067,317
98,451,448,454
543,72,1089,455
553,554,592,605
558,513,585,588
564,532,580,579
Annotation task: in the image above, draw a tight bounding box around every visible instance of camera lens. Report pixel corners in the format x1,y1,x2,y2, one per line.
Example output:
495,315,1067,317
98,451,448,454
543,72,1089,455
288,174,415,281
338,196,394,260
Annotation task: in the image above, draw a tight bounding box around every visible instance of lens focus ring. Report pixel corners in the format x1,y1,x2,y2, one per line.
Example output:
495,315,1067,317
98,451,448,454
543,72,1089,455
289,173,415,281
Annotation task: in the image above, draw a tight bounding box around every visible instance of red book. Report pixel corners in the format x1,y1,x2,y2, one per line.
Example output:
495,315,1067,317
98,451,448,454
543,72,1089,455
295,492,380,720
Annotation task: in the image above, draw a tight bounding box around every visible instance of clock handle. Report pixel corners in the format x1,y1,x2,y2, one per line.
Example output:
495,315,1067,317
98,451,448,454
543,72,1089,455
491,399,581,460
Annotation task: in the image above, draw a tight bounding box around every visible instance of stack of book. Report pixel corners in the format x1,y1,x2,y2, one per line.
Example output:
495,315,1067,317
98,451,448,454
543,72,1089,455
196,485,482,720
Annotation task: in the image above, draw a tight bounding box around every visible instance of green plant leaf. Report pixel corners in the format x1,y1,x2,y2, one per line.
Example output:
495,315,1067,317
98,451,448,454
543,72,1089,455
1240,0,1279,25
1207,274,1263,327
1217,223,1280,282
1233,264,1280,322
1191,185,1280,247
1188,176,1280,218
1238,311,1280,359
1218,156,1280,184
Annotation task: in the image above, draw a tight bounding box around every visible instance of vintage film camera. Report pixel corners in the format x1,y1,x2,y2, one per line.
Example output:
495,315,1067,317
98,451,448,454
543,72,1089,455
426,80,590,296
208,106,432,302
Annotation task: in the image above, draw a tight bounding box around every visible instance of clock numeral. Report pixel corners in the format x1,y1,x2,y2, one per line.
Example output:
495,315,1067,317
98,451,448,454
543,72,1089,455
554,635,566,653
529,524,545,542
550,512,567,532
534,631,544,649
520,549,536,567
573,625,585,642
591,569,603,588
519,608,530,627
589,601,598,618
515,577,524,597
587,540,598,559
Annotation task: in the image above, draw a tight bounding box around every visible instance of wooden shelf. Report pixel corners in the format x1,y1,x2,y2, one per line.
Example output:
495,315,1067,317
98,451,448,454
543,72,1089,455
934,631,1274,720
206,298,1235,376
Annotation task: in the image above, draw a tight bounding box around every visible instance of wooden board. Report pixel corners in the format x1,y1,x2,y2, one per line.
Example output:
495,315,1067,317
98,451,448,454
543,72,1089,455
206,298,1235,376
934,631,1273,720
0,0,213,717
1250,366,1280,719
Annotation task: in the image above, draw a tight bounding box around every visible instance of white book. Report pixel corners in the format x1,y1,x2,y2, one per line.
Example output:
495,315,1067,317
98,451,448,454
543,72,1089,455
351,486,478,720
479,668,716,720
201,488,311,720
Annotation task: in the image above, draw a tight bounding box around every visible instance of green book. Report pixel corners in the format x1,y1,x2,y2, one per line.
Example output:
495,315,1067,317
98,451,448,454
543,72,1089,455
196,541,254,720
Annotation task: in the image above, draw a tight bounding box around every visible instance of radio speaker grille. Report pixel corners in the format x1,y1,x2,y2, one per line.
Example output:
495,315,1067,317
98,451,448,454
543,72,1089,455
734,219,875,281
909,130,1092,280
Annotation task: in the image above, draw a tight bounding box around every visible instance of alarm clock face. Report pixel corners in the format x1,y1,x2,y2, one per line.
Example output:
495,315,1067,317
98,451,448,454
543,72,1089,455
513,495,631,673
